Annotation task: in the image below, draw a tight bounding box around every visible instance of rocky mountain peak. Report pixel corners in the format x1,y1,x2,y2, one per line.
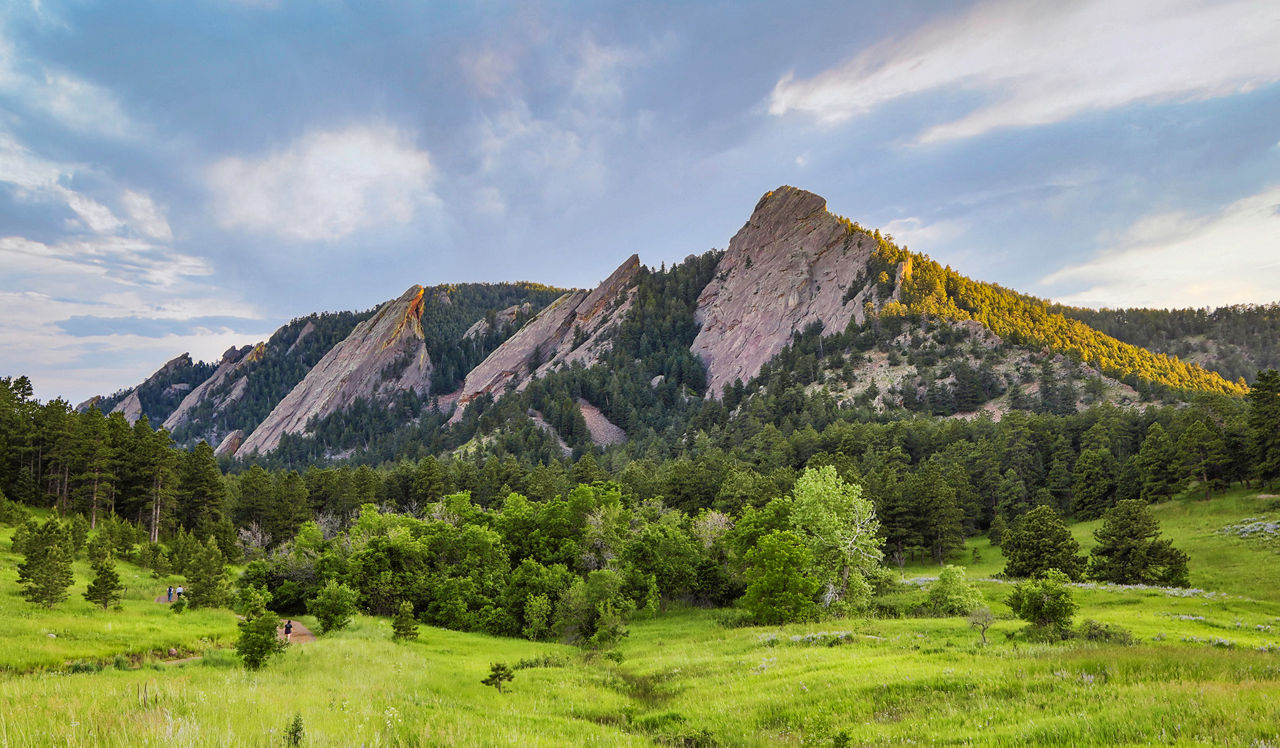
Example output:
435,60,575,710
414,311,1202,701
235,284,435,457
691,186,882,396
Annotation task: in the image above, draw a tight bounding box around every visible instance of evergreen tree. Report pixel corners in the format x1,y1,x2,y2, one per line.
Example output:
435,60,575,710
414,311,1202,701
1088,500,1189,586
84,551,125,610
392,600,419,642
17,518,74,607
1071,447,1117,519
1247,370,1280,487
186,536,229,609
1136,422,1180,502
1001,506,1085,580
1178,420,1229,500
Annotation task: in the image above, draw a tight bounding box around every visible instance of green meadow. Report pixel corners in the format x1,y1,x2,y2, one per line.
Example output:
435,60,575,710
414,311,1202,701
3,490,1280,746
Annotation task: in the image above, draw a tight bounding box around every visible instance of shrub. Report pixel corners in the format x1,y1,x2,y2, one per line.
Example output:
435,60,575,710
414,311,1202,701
926,565,982,616
307,580,358,635
236,587,285,671
1077,619,1136,645
740,530,820,625
1006,569,1077,632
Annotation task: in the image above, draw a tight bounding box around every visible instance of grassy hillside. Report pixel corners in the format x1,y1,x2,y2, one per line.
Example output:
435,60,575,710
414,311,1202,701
2,492,1280,745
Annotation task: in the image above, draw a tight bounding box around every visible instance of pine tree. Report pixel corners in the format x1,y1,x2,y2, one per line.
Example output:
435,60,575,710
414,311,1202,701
185,536,229,609
17,518,74,607
1178,420,1228,500
1001,505,1085,580
1136,422,1180,502
1088,500,1189,586
392,600,419,642
84,551,125,610
1071,447,1117,519
1247,370,1280,487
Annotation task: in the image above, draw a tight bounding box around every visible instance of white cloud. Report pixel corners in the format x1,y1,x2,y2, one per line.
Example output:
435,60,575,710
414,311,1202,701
207,124,436,242
121,190,173,241
769,0,1280,142
1041,186,1280,309
880,216,964,251
0,30,134,138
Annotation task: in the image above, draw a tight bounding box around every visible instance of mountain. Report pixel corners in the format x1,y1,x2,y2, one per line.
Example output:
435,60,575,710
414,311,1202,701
80,353,216,425
79,186,1252,465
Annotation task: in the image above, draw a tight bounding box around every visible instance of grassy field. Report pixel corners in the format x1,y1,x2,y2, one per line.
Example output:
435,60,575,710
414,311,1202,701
1,491,1278,745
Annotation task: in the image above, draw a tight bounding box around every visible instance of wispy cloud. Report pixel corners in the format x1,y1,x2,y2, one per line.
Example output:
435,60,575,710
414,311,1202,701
0,29,134,138
207,124,436,242
769,0,1280,142
1041,186,1280,309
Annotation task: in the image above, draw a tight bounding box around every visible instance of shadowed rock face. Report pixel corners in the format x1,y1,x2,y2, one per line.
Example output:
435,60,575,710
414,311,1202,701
111,389,144,424
691,186,880,396
236,285,434,456
448,254,640,423
214,429,245,458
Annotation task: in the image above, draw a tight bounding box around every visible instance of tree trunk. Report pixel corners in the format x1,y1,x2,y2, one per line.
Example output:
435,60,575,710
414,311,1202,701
90,476,99,529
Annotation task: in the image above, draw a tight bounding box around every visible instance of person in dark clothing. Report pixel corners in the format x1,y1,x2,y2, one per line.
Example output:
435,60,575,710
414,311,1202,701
284,620,293,642
167,586,173,602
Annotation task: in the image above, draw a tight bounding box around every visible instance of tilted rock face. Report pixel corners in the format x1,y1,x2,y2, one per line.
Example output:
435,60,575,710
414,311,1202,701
162,345,254,433
237,285,434,456
214,429,245,458
691,186,883,396
463,303,532,341
111,389,144,424
449,255,640,422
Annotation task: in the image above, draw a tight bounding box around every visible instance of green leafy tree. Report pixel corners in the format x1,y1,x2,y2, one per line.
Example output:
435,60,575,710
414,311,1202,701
17,518,74,607
392,600,419,642
84,552,125,610
555,569,635,648
1001,506,1085,580
307,580,359,635
789,465,882,612
1088,500,1190,586
1006,569,1077,632
926,564,982,616
185,536,229,609
236,586,286,670
740,530,820,624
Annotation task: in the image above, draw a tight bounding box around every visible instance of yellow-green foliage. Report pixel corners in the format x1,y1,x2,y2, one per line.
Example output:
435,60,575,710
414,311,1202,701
865,237,1245,396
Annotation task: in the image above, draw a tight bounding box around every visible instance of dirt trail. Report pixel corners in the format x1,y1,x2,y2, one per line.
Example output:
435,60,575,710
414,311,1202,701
151,591,316,664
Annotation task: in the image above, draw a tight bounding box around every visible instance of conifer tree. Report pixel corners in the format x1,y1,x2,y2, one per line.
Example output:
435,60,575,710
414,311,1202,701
17,518,74,607
1178,420,1228,500
186,535,229,609
392,600,419,642
1136,422,1180,502
84,550,125,610
1071,447,1117,519
1088,500,1189,586
1247,370,1280,487
1001,505,1085,580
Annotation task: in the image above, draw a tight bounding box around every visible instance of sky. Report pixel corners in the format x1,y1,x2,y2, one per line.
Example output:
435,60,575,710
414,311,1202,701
1,0,1278,404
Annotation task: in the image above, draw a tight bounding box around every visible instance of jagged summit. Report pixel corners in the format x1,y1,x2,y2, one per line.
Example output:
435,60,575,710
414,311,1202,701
236,284,434,456
692,185,883,396
449,254,641,422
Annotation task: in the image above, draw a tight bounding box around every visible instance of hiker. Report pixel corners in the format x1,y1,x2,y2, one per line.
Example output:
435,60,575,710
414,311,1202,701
167,586,173,602
176,585,184,599
284,620,293,642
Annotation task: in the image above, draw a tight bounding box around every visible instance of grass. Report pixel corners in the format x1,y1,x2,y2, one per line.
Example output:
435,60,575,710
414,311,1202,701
2,491,1279,745
0,524,239,672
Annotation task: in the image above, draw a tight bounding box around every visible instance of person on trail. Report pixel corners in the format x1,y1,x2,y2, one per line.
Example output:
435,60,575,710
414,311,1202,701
176,585,184,598
167,586,173,602
284,620,293,642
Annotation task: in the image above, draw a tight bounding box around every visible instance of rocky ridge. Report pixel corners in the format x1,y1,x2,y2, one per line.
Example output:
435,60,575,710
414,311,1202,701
448,255,641,423
236,285,435,456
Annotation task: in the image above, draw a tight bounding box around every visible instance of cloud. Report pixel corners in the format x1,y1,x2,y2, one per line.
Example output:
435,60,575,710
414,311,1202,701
207,124,436,242
880,216,964,251
0,30,134,138
769,0,1280,142
120,190,172,241
1040,186,1280,309
0,234,212,288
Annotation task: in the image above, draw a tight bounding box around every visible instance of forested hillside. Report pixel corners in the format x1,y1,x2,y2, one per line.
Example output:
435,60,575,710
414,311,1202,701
1053,302,1280,384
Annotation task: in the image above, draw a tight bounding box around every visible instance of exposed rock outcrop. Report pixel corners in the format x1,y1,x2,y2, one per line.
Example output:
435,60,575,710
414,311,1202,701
214,429,245,458
111,390,143,424
237,285,434,456
162,345,255,433
449,255,640,422
691,186,881,396
576,398,626,446
463,303,533,341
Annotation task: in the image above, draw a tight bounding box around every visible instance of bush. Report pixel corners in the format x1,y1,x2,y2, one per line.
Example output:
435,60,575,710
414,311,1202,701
307,580,358,635
1077,619,1136,645
926,565,982,616
236,587,285,671
740,530,820,625
1006,569,1077,632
